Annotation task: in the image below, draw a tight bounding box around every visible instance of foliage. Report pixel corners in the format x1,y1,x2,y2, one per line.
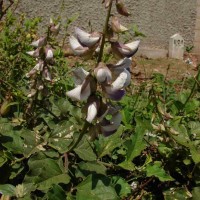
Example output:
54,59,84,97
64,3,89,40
0,1,200,200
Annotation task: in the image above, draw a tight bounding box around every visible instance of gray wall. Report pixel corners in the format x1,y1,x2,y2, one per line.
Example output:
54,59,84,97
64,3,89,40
17,0,197,51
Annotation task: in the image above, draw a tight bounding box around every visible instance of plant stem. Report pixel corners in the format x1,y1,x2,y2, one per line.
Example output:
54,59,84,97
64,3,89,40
181,66,200,111
97,1,113,63
67,121,90,152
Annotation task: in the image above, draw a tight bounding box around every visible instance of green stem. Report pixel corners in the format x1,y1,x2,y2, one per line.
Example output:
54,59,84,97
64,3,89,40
67,121,90,152
181,67,200,111
97,1,113,63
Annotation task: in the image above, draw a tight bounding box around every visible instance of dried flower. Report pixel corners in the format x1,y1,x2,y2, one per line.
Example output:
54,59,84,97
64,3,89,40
111,16,128,33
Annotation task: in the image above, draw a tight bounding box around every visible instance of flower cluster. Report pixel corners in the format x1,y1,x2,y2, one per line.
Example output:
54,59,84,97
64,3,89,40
26,19,60,99
66,57,132,136
66,0,140,136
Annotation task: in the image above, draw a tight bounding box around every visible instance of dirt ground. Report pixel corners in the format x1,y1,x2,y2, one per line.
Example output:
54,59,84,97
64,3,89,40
66,55,198,81
134,57,197,81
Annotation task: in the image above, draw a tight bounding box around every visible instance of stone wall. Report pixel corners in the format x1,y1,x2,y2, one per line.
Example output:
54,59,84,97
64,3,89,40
16,0,198,57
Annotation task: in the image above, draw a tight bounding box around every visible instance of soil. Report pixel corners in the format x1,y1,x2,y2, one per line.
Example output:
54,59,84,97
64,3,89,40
134,56,197,81
66,55,198,82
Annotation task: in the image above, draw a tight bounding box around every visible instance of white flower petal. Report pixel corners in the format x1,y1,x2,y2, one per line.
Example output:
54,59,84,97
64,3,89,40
66,82,91,101
69,35,89,55
94,64,112,83
73,67,89,86
118,40,140,56
45,48,53,60
86,102,98,123
110,57,132,76
75,27,100,47
112,69,131,90
31,37,47,47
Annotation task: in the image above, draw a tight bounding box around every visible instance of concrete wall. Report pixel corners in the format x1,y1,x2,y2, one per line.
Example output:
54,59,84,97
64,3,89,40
16,0,198,57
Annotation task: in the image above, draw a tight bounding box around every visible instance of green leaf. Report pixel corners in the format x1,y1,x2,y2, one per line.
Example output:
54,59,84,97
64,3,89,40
20,129,46,157
112,176,131,198
191,187,200,200
24,154,70,191
0,152,7,167
74,136,96,161
95,126,123,158
46,185,66,200
48,120,74,153
76,174,119,200
125,118,151,162
0,184,15,196
185,99,200,113
189,121,200,139
118,161,135,171
163,187,192,200
146,161,174,182
0,130,24,154
168,122,200,164
76,161,106,178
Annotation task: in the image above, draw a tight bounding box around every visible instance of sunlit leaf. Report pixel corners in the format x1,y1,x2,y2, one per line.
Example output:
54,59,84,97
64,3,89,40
95,126,123,158
74,137,97,161
76,174,119,200
0,184,15,196
146,161,174,182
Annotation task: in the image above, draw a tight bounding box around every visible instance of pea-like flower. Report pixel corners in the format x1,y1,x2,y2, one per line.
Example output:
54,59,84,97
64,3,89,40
111,40,140,58
66,69,96,101
31,36,47,47
99,106,122,136
69,27,101,56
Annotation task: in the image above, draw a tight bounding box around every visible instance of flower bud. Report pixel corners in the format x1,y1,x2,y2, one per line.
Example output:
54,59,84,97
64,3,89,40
111,16,128,33
116,0,130,17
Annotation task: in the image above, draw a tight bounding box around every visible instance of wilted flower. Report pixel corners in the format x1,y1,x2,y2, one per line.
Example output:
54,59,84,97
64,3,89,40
42,67,52,81
27,89,37,98
49,18,60,35
111,16,128,33
115,0,130,16
26,61,44,78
